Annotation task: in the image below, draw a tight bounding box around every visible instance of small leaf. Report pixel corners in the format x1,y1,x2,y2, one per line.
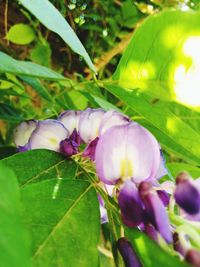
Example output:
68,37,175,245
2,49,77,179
30,42,51,67
0,162,31,267
6,23,35,45
21,179,100,267
2,149,77,187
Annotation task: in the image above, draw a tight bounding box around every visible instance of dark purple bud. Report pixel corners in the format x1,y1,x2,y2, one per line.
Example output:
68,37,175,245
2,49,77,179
60,139,78,157
118,180,144,228
117,238,141,267
82,137,99,161
157,190,170,207
173,233,186,257
139,182,172,243
185,249,200,267
144,223,159,243
70,128,82,146
174,172,200,215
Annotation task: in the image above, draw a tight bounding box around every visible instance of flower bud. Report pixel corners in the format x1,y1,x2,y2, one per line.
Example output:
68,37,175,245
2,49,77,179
117,237,141,267
174,172,200,215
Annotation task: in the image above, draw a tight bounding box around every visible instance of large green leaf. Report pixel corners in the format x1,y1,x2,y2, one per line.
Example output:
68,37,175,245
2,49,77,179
19,0,96,72
0,52,66,80
0,162,31,267
21,178,100,267
2,149,77,187
113,10,200,109
105,85,200,165
125,228,189,267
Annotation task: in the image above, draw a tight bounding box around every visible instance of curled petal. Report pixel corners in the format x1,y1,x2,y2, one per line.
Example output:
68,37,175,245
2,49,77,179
95,123,160,185
118,180,144,227
99,110,130,136
117,237,141,267
78,108,105,143
139,182,172,243
14,120,37,148
58,110,81,135
154,151,168,180
174,172,200,215
70,128,82,146
29,120,69,152
82,137,99,161
98,195,108,224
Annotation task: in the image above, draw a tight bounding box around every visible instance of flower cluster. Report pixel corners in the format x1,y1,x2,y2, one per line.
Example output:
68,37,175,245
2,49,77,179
14,108,200,267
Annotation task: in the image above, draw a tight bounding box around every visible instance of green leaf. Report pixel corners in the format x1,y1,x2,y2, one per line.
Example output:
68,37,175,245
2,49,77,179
30,42,51,67
167,163,200,179
1,149,77,187
125,228,190,267
6,23,35,45
19,76,52,102
19,0,96,72
114,10,200,109
21,178,100,267
105,84,200,165
0,162,31,267
0,103,23,122
91,95,121,112
0,52,66,80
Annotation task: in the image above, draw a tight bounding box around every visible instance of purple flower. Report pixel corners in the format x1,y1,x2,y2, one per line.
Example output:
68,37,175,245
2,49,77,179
99,110,130,136
58,110,81,135
14,120,37,151
174,172,200,215
82,137,99,161
117,237,141,267
29,119,69,152
78,108,105,143
139,182,172,243
118,180,144,227
60,138,78,156
95,122,160,185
